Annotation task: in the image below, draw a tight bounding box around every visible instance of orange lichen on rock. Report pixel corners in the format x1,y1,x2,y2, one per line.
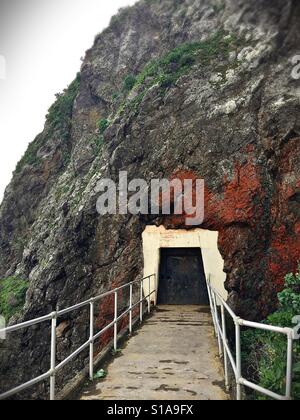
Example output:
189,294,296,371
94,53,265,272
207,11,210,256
205,161,264,227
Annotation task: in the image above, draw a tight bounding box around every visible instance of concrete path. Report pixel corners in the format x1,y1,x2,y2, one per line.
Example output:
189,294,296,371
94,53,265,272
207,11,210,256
80,306,229,400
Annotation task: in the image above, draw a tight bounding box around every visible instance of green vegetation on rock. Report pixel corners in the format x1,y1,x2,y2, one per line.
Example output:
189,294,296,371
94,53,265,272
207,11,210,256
117,30,245,115
242,268,300,400
213,2,225,14
15,133,45,174
0,277,29,321
109,6,132,27
15,74,81,174
98,118,110,134
93,118,110,156
123,74,136,92
46,73,81,132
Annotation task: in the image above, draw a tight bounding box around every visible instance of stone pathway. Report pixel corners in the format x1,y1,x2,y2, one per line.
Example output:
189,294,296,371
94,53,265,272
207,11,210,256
80,306,229,400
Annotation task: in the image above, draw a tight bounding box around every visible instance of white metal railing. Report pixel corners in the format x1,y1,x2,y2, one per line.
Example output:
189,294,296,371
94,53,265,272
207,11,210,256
0,274,157,401
206,276,299,401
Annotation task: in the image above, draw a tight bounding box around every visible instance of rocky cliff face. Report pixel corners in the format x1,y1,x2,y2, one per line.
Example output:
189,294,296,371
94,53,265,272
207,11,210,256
0,0,300,398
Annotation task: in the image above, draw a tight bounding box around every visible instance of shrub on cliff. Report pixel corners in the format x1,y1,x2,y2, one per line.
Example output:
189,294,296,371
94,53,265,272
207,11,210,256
46,73,81,132
98,118,110,134
242,267,300,400
123,74,136,92
0,277,29,321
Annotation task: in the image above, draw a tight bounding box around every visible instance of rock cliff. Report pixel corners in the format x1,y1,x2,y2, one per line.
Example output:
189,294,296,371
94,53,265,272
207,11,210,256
0,0,300,398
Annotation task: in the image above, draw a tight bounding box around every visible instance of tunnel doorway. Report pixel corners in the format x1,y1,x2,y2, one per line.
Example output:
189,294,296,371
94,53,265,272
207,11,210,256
157,248,209,305
142,226,227,305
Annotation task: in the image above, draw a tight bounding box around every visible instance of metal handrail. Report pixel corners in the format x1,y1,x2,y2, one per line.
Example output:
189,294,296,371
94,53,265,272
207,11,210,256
206,276,297,401
2,271,296,401
0,274,157,401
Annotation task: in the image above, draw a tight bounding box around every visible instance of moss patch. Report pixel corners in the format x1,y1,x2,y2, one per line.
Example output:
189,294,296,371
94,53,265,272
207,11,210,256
0,277,29,321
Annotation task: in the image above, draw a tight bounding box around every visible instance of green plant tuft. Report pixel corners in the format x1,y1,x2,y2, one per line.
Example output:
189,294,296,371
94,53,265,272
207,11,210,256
213,2,225,14
93,369,107,380
0,277,29,321
93,118,110,156
46,73,81,130
123,74,136,92
98,118,110,134
242,266,300,400
15,134,44,173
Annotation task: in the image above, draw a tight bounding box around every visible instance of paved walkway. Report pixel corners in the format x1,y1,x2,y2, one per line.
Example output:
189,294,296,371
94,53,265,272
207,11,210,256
80,306,229,400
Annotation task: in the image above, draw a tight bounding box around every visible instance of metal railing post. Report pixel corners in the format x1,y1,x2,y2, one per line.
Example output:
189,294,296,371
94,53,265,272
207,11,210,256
148,276,151,314
129,283,133,335
221,304,230,391
89,300,94,381
50,312,57,401
235,319,242,401
140,279,143,323
114,291,118,351
206,277,218,338
154,274,157,306
212,290,223,358
286,333,293,400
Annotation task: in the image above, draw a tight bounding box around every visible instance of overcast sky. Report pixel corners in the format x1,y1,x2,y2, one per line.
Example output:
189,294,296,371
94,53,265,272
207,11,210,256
0,0,137,201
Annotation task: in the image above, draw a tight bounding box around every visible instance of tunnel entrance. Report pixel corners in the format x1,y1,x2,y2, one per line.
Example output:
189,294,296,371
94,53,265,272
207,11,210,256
158,248,209,305
142,226,227,305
